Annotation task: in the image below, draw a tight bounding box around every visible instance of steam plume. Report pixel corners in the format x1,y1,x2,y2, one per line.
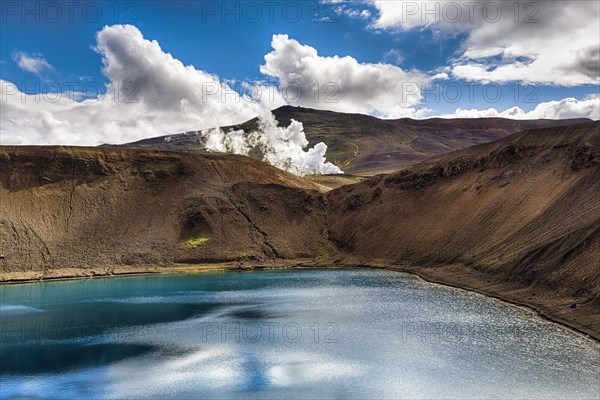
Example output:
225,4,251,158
200,111,343,176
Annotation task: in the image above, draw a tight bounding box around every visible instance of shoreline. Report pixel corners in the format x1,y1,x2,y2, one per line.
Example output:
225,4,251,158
1,260,599,344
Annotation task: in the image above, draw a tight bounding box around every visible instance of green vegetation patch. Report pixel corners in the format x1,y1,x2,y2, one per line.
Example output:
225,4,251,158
185,236,209,247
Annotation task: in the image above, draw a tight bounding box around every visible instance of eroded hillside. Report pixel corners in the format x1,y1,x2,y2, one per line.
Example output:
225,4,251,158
328,121,600,336
0,147,331,272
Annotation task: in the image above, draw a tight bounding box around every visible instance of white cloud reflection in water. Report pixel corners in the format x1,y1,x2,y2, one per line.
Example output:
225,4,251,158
0,269,598,399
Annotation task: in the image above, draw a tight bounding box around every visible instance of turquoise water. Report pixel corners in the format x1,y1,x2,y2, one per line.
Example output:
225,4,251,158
0,268,598,399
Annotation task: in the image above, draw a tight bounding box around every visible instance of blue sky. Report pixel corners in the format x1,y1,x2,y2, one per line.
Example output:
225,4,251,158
2,2,457,85
1,1,598,145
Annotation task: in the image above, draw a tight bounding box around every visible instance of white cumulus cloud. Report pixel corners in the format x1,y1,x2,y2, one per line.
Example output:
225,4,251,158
260,34,430,118
12,51,54,75
1,25,273,146
441,95,599,120
369,0,600,86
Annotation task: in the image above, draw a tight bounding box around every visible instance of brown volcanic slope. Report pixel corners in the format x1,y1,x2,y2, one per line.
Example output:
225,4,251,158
0,147,332,272
328,121,600,336
1,121,599,338
120,105,590,176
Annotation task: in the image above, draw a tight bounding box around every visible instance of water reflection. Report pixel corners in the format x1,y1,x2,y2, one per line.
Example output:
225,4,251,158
0,269,598,399
1,344,156,375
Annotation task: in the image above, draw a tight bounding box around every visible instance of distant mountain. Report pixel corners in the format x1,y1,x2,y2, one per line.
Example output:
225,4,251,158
118,106,591,176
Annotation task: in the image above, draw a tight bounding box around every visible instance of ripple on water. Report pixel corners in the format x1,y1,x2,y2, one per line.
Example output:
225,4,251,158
0,268,598,400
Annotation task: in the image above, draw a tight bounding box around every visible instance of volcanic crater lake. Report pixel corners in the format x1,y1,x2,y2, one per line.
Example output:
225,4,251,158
1,268,599,399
